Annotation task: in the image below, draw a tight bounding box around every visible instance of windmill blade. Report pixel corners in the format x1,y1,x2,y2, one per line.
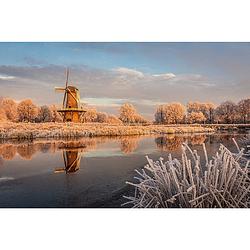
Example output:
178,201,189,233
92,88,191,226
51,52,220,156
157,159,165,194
55,87,65,92
65,68,69,88
63,90,67,108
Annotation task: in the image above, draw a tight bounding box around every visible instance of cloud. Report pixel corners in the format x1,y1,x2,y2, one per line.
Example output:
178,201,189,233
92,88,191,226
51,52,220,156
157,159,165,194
152,73,176,79
113,67,144,78
0,74,15,80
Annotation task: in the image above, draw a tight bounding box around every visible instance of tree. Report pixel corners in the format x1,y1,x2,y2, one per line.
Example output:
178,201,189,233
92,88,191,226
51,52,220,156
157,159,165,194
0,98,18,122
96,112,108,123
238,98,250,123
0,107,7,122
105,115,123,125
82,108,98,123
17,99,39,122
214,101,238,124
38,105,52,122
187,101,216,123
50,105,63,122
155,103,185,124
187,111,206,124
119,103,137,124
119,103,147,124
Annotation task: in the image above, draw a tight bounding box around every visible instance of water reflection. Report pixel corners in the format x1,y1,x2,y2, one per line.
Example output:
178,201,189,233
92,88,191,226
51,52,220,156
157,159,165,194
0,133,248,164
120,136,140,154
54,149,82,174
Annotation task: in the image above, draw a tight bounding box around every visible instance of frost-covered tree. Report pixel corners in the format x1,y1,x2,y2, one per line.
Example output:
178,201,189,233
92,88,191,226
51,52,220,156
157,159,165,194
155,103,185,124
187,101,216,123
187,111,206,124
238,98,250,123
215,101,239,124
0,107,7,122
50,105,63,122
96,112,108,123
119,103,147,124
0,98,18,122
17,99,39,122
82,108,98,123
105,115,123,125
38,105,52,122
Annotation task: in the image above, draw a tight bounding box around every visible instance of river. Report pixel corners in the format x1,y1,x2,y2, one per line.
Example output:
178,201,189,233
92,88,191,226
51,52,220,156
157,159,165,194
0,132,249,207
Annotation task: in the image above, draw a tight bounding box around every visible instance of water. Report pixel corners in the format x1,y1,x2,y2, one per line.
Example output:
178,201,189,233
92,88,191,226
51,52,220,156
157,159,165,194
0,132,248,208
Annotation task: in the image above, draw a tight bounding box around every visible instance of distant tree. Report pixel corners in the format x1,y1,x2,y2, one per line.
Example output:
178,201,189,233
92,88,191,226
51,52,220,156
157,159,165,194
0,98,18,122
17,99,39,122
119,103,147,124
96,112,108,123
0,107,7,122
105,115,123,125
214,101,239,124
187,111,206,124
50,105,63,122
238,98,250,123
187,101,216,123
82,108,98,123
119,103,137,124
37,105,52,122
155,103,185,124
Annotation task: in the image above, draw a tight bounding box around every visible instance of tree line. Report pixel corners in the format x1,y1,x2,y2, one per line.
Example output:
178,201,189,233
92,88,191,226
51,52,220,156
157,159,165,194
155,99,250,124
0,97,249,124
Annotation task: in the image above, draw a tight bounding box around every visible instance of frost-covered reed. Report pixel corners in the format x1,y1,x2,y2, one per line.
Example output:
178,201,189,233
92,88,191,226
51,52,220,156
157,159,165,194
124,141,250,208
0,122,214,140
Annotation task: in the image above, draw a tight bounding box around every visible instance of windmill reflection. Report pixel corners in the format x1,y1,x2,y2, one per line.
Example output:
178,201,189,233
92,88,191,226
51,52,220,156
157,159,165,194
54,148,83,174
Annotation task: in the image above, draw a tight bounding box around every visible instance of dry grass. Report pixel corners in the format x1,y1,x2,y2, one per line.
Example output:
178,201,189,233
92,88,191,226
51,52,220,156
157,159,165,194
124,141,250,208
0,122,214,140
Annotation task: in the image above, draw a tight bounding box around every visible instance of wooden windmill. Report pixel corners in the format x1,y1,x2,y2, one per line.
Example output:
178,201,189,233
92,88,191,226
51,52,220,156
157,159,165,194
55,69,86,122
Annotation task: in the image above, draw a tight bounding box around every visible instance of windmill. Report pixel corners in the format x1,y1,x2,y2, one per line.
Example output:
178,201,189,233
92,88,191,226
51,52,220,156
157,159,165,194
55,68,86,122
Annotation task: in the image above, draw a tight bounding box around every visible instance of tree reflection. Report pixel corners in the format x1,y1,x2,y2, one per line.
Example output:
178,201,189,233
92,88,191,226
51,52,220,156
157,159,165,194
155,135,184,151
17,144,38,160
0,144,17,160
155,134,207,152
120,136,140,154
189,134,206,145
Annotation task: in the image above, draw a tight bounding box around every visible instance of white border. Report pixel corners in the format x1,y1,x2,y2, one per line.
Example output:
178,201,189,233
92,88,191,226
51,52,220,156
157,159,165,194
1,0,250,250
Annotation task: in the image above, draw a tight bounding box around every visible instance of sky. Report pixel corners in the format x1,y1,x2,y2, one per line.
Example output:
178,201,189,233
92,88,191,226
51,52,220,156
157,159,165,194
0,42,250,119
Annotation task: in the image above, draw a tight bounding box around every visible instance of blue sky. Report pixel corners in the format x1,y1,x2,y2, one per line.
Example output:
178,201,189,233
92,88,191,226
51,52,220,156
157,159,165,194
0,42,250,118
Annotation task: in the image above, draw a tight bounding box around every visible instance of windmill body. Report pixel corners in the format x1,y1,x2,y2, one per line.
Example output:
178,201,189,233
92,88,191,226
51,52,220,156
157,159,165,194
55,69,86,122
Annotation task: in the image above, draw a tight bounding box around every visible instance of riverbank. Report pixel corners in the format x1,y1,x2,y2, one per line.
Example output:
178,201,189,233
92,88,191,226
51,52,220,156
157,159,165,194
0,122,215,140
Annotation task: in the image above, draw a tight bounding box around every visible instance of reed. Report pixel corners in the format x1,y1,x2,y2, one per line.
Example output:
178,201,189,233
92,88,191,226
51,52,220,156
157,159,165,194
0,122,214,140
124,141,250,208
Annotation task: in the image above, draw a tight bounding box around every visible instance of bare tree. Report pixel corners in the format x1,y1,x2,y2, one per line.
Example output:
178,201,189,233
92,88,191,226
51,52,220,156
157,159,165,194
215,101,239,124
17,99,39,122
38,105,52,122
238,98,250,123
96,112,108,123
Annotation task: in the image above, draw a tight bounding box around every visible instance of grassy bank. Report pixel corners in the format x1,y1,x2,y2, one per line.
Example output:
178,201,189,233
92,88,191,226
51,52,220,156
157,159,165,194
0,122,214,140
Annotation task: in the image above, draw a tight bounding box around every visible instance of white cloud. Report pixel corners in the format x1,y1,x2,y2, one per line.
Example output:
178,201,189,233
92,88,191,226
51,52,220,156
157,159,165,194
0,74,15,80
152,73,176,79
113,67,144,78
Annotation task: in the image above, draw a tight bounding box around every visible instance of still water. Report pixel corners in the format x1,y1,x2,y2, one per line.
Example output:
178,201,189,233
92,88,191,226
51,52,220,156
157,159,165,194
0,132,248,208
